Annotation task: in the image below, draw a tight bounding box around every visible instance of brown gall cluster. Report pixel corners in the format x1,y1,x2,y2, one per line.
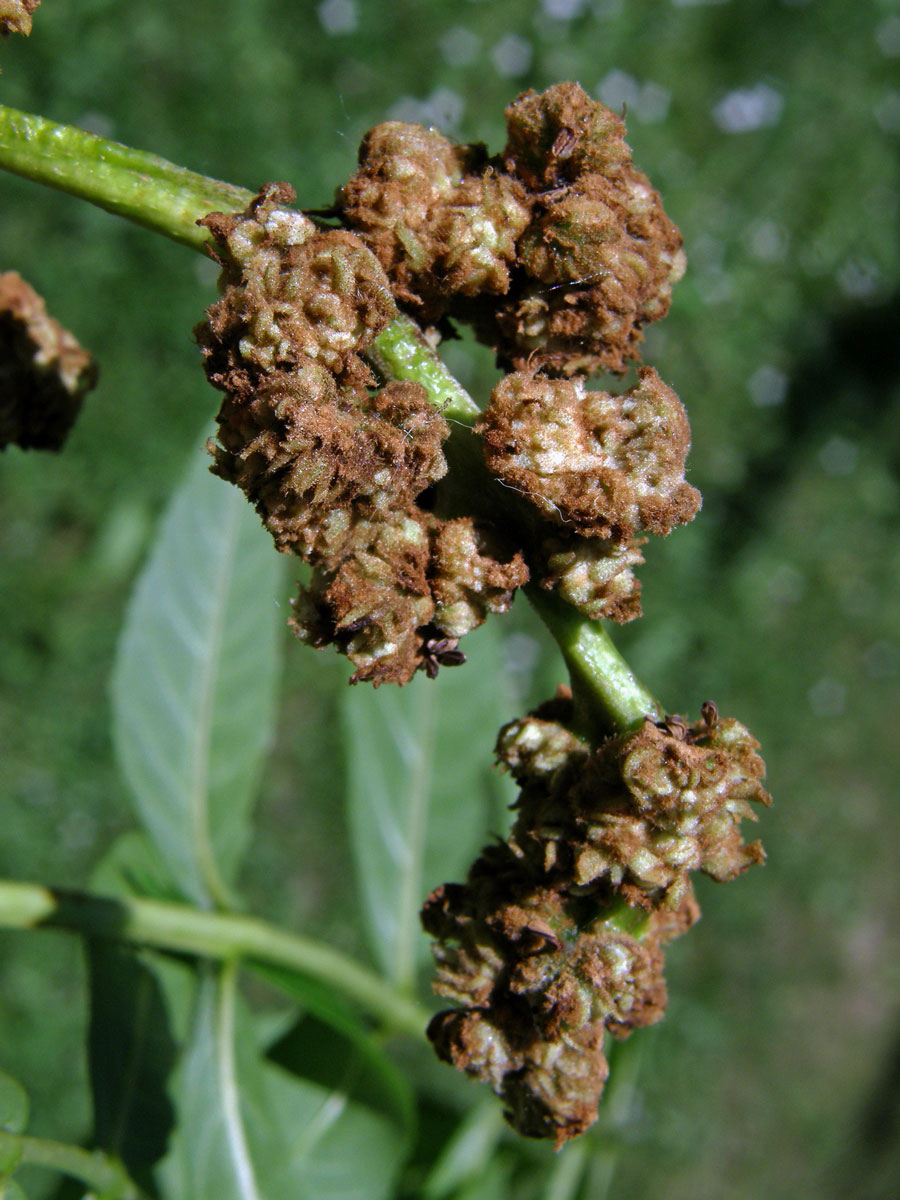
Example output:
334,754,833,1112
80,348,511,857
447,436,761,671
196,184,525,683
421,694,770,1145
339,83,698,626
190,85,769,1148
0,271,96,452
0,0,39,37
339,82,684,378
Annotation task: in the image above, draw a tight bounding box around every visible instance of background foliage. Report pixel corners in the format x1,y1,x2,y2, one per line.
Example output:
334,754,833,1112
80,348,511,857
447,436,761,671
1,0,899,1196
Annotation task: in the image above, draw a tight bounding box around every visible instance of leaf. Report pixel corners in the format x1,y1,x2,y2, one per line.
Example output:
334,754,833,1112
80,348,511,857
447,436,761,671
158,966,410,1200
0,1074,27,1136
341,620,517,987
110,439,285,908
0,1180,26,1200
86,941,179,1187
90,830,182,902
266,1012,414,1146
85,834,198,1189
421,1098,505,1200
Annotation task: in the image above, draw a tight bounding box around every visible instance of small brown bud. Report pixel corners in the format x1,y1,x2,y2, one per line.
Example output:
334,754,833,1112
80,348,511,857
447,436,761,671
0,271,96,452
0,0,39,36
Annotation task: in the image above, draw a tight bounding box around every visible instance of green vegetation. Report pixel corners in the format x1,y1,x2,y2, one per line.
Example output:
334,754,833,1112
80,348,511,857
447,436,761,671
1,1,899,1197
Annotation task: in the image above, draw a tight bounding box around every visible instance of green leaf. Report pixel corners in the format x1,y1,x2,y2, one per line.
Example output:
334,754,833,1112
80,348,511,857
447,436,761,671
86,941,178,1186
86,833,197,1190
248,961,382,1049
91,830,182,902
421,1099,505,1200
110,439,285,908
0,1073,27,1137
159,965,409,1200
453,1157,515,1200
341,620,517,988
0,1178,26,1200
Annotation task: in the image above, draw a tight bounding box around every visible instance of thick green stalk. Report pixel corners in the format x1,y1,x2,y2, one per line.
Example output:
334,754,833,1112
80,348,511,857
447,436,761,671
526,586,663,736
0,103,253,250
0,1130,140,1199
368,314,481,424
0,881,429,1037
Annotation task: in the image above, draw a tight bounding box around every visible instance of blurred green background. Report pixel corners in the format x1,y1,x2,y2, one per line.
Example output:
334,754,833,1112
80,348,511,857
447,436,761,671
1,0,899,1196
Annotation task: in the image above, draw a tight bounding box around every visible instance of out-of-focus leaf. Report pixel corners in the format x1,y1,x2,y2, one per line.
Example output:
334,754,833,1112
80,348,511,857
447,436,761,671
421,1098,505,1200
85,829,201,1189
267,1012,415,1146
86,941,178,1188
248,960,383,1049
0,1074,27,1136
110,439,285,908
159,966,410,1200
90,830,181,902
0,1178,26,1199
341,620,517,987
454,1156,515,1200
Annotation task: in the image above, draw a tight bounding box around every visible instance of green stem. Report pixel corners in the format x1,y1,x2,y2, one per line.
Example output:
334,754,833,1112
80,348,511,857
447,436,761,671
0,1130,140,1199
0,881,429,1038
368,313,481,424
526,586,663,736
0,103,254,250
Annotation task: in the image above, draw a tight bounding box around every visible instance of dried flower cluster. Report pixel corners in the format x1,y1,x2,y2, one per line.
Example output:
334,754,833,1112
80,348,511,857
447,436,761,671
0,271,96,451
191,83,771,1148
422,694,770,1144
339,82,684,377
196,83,700,672
197,183,526,683
338,82,699,626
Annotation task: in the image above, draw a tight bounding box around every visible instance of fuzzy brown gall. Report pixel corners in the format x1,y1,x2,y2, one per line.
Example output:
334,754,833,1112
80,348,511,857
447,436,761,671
338,122,531,319
0,271,96,451
422,694,767,1142
197,185,530,683
502,702,770,910
422,841,699,1146
478,366,700,543
339,83,684,378
430,518,529,639
491,83,685,376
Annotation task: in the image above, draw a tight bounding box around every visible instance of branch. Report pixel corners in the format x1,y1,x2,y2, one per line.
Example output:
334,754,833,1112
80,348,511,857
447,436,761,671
0,103,253,250
0,1130,142,1199
0,880,430,1037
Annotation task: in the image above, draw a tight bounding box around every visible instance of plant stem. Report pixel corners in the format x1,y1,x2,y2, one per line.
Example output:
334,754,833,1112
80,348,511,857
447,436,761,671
0,881,429,1038
0,1130,140,1199
526,586,664,736
368,314,481,424
0,103,254,250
